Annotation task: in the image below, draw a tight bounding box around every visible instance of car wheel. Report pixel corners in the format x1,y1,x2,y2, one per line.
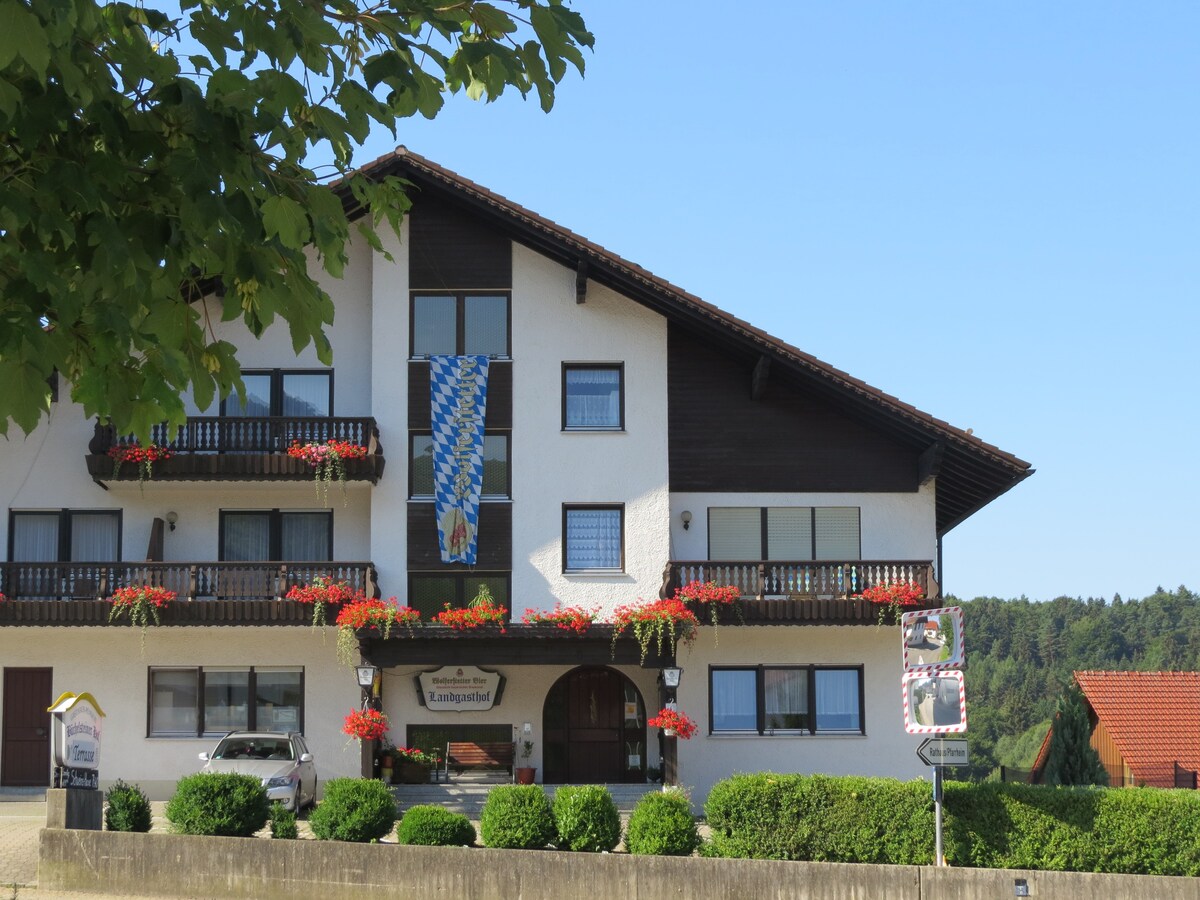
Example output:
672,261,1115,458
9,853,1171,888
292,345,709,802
307,776,318,810
290,785,301,812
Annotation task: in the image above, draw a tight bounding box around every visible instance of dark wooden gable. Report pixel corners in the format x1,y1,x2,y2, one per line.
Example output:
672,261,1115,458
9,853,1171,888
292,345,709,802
408,193,511,289
668,324,918,493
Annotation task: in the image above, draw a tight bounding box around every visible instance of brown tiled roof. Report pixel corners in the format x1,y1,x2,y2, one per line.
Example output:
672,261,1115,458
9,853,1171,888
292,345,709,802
336,147,1033,534
1075,670,1200,787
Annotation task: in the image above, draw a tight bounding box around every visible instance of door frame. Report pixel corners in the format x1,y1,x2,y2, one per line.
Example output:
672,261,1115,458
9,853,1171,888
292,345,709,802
543,665,647,784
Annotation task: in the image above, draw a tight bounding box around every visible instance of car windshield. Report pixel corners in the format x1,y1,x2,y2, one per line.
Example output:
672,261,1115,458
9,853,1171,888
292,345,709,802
213,738,293,761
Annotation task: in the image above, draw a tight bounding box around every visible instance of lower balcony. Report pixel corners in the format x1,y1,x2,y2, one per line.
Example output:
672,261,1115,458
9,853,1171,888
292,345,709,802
0,561,378,626
85,417,385,484
663,560,940,624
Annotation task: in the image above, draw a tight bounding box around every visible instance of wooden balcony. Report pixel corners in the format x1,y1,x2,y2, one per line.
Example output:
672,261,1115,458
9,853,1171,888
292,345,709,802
0,561,378,626
663,560,939,625
85,417,385,484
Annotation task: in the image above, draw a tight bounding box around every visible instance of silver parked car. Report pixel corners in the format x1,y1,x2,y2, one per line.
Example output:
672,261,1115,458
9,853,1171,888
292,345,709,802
198,731,317,811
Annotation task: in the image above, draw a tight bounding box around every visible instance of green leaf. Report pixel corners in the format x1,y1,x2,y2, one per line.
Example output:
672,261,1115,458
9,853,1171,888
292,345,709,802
0,2,51,77
261,195,310,250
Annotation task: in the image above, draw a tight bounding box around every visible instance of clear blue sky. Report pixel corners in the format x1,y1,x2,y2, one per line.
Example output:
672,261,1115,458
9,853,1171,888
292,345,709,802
350,2,1198,603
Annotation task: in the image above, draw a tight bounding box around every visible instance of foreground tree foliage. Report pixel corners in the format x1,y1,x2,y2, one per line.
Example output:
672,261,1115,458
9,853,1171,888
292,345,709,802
0,0,592,437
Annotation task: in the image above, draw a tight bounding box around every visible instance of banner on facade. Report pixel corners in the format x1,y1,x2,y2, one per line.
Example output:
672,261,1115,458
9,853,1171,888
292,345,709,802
429,355,489,563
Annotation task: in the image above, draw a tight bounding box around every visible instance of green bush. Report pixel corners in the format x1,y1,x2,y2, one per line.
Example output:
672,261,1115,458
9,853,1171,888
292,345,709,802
104,780,152,833
397,805,476,846
944,782,1200,875
552,785,620,852
308,778,397,843
165,773,269,837
704,773,933,864
269,801,298,840
624,788,699,856
479,784,556,849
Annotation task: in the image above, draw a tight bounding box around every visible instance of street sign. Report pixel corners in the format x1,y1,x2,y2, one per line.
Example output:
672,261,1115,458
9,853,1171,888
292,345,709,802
917,737,970,767
901,606,965,671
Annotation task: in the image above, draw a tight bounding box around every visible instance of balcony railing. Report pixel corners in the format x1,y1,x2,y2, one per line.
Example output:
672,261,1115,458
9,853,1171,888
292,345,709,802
663,560,939,624
86,417,384,483
0,561,378,626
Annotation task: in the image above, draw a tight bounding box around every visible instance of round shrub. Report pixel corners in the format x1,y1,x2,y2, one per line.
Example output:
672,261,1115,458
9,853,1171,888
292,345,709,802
552,785,620,852
479,784,556,849
308,777,397,842
269,801,298,840
105,780,152,833
398,805,476,846
625,788,700,856
166,773,269,837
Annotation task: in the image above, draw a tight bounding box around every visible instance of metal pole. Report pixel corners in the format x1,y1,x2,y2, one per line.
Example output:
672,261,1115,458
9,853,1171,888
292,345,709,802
933,766,944,866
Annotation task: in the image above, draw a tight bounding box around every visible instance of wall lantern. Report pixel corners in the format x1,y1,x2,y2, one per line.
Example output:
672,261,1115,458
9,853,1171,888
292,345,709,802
165,511,178,532
662,667,683,688
355,665,378,690
680,510,693,531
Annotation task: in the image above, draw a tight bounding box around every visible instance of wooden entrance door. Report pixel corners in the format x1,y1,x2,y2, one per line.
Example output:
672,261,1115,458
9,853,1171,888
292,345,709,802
543,667,646,784
1,668,53,787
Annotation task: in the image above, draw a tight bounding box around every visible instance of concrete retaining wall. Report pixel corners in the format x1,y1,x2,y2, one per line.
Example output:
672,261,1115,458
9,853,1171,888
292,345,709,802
39,828,1198,900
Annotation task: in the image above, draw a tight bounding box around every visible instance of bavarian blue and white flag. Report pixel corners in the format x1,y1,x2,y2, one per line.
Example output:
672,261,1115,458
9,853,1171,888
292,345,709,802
429,355,489,564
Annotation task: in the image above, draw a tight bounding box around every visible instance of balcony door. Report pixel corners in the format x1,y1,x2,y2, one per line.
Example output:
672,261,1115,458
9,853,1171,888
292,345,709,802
7,510,120,598
220,511,332,562
220,370,332,452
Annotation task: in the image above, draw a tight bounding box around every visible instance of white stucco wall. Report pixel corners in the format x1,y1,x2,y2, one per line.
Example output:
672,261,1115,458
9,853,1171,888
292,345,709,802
510,244,670,617
0,627,361,799
675,625,926,801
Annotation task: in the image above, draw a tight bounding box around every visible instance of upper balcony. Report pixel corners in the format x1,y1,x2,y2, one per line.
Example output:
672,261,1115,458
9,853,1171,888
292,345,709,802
85,417,385,485
663,559,940,624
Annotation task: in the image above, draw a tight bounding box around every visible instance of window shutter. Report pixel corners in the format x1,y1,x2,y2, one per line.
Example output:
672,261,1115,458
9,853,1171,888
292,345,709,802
709,508,762,560
766,508,813,560
814,508,860,559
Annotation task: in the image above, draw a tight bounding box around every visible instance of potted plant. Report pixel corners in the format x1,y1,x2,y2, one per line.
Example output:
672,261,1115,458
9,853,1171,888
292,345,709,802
378,735,396,783
395,747,440,784
856,581,925,625
515,739,536,785
286,438,369,506
521,604,599,635
610,598,699,663
343,708,389,744
334,597,421,666
648,706,698,740
286,575,359,629
107,584,176,653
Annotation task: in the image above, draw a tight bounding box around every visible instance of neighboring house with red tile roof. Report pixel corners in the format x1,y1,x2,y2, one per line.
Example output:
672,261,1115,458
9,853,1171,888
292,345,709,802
1032,671,1200,788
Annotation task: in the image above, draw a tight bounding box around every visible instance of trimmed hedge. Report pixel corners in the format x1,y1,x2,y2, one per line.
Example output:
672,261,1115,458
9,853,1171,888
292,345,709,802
309,778,397,843
943,781,1200,875
624,788,700,856
104,780,152,833
398,805,476,846
480,785,556,849
552,785,620,852
269,801,298,840
165,773,270,837
704,773,933,864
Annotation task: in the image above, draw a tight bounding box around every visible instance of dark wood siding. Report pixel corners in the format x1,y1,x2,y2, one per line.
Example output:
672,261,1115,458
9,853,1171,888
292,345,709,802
668,325,918,492
409,195,512,289
408,361,512,430
407,503,512,570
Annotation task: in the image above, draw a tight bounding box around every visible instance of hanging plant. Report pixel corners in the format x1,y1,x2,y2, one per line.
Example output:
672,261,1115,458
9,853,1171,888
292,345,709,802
648,707,698,740
857,581,925,625
343,708,389,743
611,598,699,664
334,598,422,667
286,576,359,628
675,579,742,640
435,599,508,632
521,604,599,636
286,439,369,506
107,441,172,486
108,585,175,652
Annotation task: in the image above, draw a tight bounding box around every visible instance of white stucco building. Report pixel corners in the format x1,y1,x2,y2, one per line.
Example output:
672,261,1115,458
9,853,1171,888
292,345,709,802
0,149,1031,802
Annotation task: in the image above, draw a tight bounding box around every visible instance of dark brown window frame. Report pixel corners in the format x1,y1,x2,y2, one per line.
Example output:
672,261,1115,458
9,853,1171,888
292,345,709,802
407,572,512,620
561,503,625,574
145,666,306,738
217,509,334,562
7,509,123,562
218,368,334,417
707,506,862,560
561,362,625,431
409,291,512,359
708,664,866,736
407,430,512,500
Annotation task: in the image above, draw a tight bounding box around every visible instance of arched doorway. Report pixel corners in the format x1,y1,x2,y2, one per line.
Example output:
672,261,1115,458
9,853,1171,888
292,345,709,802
543,667,647,784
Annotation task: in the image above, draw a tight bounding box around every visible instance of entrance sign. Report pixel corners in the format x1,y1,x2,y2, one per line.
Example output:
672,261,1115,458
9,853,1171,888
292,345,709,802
916,737,970,767
417,666,504,712
47,691,105,790
429,355,489,564
901,606,965,671
902,670,967,735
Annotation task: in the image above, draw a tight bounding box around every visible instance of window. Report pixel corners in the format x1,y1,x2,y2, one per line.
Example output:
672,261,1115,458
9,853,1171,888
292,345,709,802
148,667,304,737
710,666,864,735
411,293,510,358
408,573,510,620
708,507,860,560
8,510,120,562
563,505,624,572
220,369,332,417
409,433,510,499
220,511,332,561
562,364,624,430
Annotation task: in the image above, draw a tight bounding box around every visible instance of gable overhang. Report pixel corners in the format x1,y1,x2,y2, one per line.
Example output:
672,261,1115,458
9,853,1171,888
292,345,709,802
335,148,1032,534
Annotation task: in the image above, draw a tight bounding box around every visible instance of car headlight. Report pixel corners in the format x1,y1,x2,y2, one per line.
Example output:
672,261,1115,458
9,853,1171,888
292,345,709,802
264,776,293,788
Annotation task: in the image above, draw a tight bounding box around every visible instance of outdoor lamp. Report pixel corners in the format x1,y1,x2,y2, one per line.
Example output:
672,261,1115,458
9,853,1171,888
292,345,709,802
355,665,378,689
680,510,693,530
165,511,178,532
662,667,683,688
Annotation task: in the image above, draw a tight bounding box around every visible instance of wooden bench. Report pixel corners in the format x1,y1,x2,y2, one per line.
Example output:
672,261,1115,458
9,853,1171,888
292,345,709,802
441,741,515,783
